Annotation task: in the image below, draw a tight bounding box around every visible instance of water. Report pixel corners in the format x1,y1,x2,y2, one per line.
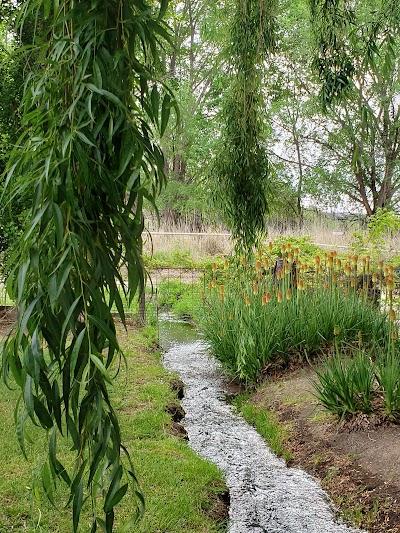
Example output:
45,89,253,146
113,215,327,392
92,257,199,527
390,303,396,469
160,315,361,533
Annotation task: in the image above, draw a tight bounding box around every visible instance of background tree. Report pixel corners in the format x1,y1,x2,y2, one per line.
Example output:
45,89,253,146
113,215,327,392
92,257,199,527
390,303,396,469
1,1,172,531
308,0,400,215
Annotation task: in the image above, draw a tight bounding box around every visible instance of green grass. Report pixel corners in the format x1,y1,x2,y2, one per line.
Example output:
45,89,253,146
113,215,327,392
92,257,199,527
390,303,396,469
233,394,292,463
0,327,227,532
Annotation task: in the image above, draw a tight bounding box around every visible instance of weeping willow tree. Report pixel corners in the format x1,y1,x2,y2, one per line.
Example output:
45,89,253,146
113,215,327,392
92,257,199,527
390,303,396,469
1,0,172,531
214,0,277,252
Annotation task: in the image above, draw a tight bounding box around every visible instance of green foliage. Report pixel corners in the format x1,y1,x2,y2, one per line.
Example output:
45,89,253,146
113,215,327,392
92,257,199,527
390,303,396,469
213,0,276,251
309,0,355,108
350,209,400,258
144,249,197,269
263,235,324,264
1,1,174,531
156,279,202,320
234,395,292,462
312,348,375,418
156,179,219,229
200,246,390,382
313,336,400,421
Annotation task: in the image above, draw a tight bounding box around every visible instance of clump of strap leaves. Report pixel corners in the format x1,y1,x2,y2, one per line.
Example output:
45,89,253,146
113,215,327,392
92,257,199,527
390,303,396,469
1,0,173,531
213,0,277,253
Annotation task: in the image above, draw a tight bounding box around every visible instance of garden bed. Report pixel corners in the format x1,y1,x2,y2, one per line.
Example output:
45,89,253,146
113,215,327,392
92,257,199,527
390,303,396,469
246,368,400,532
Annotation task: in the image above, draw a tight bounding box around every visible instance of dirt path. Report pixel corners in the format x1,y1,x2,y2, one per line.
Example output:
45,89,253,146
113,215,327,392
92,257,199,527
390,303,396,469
252,370,400,532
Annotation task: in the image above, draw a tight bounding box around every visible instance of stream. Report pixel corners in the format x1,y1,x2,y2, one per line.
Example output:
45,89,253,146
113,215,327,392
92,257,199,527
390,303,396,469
160,315,361,533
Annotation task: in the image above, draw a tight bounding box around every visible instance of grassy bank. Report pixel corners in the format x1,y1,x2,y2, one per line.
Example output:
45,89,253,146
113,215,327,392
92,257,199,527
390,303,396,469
0,325,227,532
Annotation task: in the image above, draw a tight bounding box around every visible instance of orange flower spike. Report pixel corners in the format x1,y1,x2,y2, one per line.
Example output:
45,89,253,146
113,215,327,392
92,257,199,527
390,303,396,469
350,277,356,288
328,256,334,268
345,264,351,276
384,267,389,277
344,287,349,296
324,283,329,290
294,247,299,257
389,308,396,322
245,296,251,306
266,291,271,302
207,282,212,289
219,285,225,294
378,260,384,269
255,260,262,271
262,293,267,305
253,284,259,295
287,242,292,251
297,258,302,267
288,252,294,263
391,329,397,341
372,272,378,283
389,265,394,274
281,244,286,254
258,272,263,282
264,258,269,268
224,259,229,268
297,279,304,291
337,258,342,270
212,262,217,271
277,290,283,303
211,277,217,288
286,288,292,300
219,293,224,303
315,255,321,265
257,249,263,259
362,257,367,267
268,241,273,251
387,277,395,291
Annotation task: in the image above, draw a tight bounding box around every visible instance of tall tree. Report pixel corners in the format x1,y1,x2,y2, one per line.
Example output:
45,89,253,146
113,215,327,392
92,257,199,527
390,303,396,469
1,1,172,531
308,0,400,214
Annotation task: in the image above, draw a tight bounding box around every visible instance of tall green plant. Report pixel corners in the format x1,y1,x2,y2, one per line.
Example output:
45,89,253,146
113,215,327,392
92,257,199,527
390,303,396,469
213,0,276,252
1,0,173,531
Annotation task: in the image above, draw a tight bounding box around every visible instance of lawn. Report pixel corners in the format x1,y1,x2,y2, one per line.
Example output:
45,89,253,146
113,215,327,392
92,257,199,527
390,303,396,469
0,325,227,532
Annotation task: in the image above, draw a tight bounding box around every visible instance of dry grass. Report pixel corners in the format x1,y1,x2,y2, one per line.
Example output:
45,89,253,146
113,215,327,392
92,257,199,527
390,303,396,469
143,217,400,260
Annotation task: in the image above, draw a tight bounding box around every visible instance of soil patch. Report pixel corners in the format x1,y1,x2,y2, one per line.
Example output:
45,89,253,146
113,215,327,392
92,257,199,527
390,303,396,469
0,306,16,336
251,369,400,532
